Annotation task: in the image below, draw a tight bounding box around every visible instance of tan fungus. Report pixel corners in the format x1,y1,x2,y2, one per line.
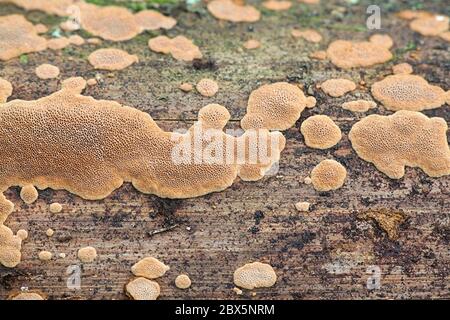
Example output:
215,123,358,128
88,48,138,71
68,35,85,46
300,115,341,149
439,31,450,42
291,29,322,43
392,63,413,74
35,24,48,34
175,274,192,289
126,277,160,300
179,83,193,92
368,34,394,49
243,39,261,50
410,15,449,36
396,10,433,20
8,291,45,300
148,35,202,62
341,100,377,113
35,64,60,80
196,79,219,97
234,262,277,290
207,0,261,23
38,250,53,261
134,10,176,31
16,229,28,240
321,78,356,97
20,185,38,204
49,203,62,213
46,228,54,237
87,78,97,86
0,78,13,103
78,246,97,263
295,201,310,212
262,0,292,11
310,159,347,192
310,50,327,60
358,209,406,240
47,37,71,50
131,257,170,279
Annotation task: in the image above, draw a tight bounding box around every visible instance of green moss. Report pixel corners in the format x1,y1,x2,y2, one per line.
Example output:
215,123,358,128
19,54,29,64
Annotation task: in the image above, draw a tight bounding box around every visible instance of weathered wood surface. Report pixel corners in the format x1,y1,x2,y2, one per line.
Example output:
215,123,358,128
0,0,449,300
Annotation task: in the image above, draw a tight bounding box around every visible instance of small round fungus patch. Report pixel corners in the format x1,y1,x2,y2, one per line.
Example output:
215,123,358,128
126,277,160,300
20,185,38,204
371,74,447,111
131,257,170,279
78,246,97,263
243,39,261,50
349,111,450,179
179,83,193,92
369,34,394,49
46,228,54,237
392,63,413,75
291,29,322,43
263,0,292,11
175,274,192,289
342,100,377,113
47,37,71,50
196,79,219,97
16,229,28,240
295,201,310,212
148,36,202,62
321,79,356,97
241,82,316,131
134,10,176,31
9,292,45,300
310,159,347,192
410,15,449,36
207,0,261,22
38,250,53,261
0,78,13,103
88,48,138,71
233,262,277,290
49,203,62,213
35,64,60,80
300,115,341,149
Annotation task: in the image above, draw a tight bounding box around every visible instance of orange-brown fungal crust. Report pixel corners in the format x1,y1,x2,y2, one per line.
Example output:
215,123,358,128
241,82,316,131
291,29,322,43
349,111,450,179
321,79,356,97
196,79,219,97
20,185,39,204
47,37,71,50
392,63,413,75
179,83,193,92
409,15,449,36
134,10,177,31
35,64,60,80
126,277,160,300
8,291,45,300
35,24,48,34
310,50,327,60
68,35,85,46
368,34,394,49
88,48,138,71
77,246,97,263
243,39,261,50
262,0,292,11
341,100,377,113
0,14,47,60
0,78,285,200
396,10,433,20
371,74,447,111
131,257,170,279
0,194,23,268
310,159,347,191
207,0,261,23
300,115,341,149
233,262,277,290
326,39,393,69
49,202,62,213
148,36,202,62
175,274,192,289
0,78,13,103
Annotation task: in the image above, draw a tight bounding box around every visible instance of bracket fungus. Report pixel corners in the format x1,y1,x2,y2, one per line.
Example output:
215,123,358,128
341,100,377,113
35,64,60,80
326,35,393,69
349,111,450,179
0,78,13,103
207,0,261,23
320,78,356,97
131,257,170,279
241,82,316,131
310,159,347,192
88,48,139,71
148,36,202,62
300,115,341,149
371,74,447,111
233,262,277,290
0,14,47,60
126,277,160,300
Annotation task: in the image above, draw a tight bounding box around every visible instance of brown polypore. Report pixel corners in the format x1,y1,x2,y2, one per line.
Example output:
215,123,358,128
262,0,292,11
196,79,219,97
321,78,356,97
371,74,447,111
35,64,60,79
300,115,341,149
0,78,13,103
310,159,347,191
131,257,170,279
207,0,261,23
233,262,277,290
88,48,138,71
148,36,202,62
126,277,160,300
341,100,377,113
241,82,316,131
349,111,450,179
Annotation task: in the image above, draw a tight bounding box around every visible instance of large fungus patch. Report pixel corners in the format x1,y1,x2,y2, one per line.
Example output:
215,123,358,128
349,111,450,179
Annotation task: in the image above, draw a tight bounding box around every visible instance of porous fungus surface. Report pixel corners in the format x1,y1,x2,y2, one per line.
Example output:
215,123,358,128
341,100,377,113
241,82,316,131
78,246,97,263
38,250,52,261
310,159,347,192
326,37,393,69
196,79,219,97
0,194,23,268
35,64,60,80
392,63,413,75
8,291,45,300
0,14,47,60
88,48,138,71
295,201,310,212
262,0,292,11
207,0,261,23
348,111,450,179
233,262,277,290
300,115,341,149
291,29,322,43
49,203,62,213
126,277,160,300
371,74,447,111
321,79,356,97
0,78,13,103
358,209,406,240
20,185,39,204
148,36,202,62
131,257,170,279
35,24,48,34
175,274,192,289
134,10,176,31
397,10,433,20
409,15,449,36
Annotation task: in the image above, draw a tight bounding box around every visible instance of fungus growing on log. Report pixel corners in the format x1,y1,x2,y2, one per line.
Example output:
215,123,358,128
88,48,138,71
0,78,13,103
207,0,261,23
196,79,219,97
291,29,322,43
35,64,60,79
20,185,39,204
263,0,292,11
310,159,347,191
320,79,356,97
148,36,202,62
78,246,97,263
131,257,170,279
341,100,376,113
392,63,413,75
8,291,45,300
126,277,160,300
300,115,341,149
233,262,277,290
175,274,192,289
134,10,176,31
409,15,449,36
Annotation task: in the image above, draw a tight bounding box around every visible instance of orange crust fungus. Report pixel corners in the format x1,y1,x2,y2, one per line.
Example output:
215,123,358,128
300,115,342,149
349,111,450,179
409,15,449,36
241,82,316,131
291,29,322,43
392,63,413,75
262,0,292,11
0,78,13,103
134,10,177,31
0,0,76,16
371,74,447,111
196,79,219,97
233,262,277,290
47,37,71,51
310,159,347,191
320,78,356,97
148,36,202,62
8,291,45,300
326,35,393,69
0,14,47,60
207,0,261,23
126,277,160,300
78,246,97,263
243,39,261,50
88,48,138,71
131,257,170,279
20,185,39,204
341,100,377,113
35,64,60,80
175,274,191,289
